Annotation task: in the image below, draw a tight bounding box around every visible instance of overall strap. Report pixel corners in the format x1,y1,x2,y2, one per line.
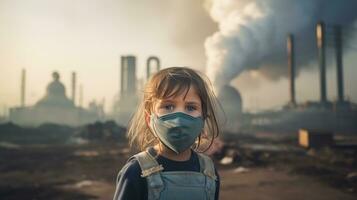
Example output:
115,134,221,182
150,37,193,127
197,152,217,200
133,151,164,200
197,152,217,181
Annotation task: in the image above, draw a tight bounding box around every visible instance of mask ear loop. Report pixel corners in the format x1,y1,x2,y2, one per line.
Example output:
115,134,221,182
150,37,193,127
194,125,206,152
194,114,207,152
197,121,212,153
145,109,162,155
196,134,202,151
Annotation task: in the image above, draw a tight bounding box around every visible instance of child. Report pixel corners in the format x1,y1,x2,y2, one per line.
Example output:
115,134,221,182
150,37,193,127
113,67,221,200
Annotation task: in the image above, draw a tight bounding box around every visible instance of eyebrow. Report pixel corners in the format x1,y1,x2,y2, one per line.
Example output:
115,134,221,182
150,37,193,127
159,99,200,105
186,101,200,105
159,99,175,104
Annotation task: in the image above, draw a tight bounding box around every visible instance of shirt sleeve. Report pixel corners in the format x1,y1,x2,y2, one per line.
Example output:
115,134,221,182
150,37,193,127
113,159,147,200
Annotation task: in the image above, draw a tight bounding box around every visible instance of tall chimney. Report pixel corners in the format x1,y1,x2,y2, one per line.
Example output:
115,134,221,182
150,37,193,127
316,22,327,104
334,25,344,103
79,84,83,108
127,56,136,95
146,56,161,80
287,34,296,106
71,72,76,105
120,55,136,96
21,69,26,107
120,56,125,97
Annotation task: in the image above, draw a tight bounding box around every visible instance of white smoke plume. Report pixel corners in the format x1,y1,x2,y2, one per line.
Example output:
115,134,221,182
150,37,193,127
205,0,357,87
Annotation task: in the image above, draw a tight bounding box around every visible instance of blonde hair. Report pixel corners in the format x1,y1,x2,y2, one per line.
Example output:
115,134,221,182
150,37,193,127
127,67,221,152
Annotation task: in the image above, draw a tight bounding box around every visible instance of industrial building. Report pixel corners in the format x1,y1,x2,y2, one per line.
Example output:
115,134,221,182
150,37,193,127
9,71,102,126
217,85,243,133
113,55,161,125
243,22,357,133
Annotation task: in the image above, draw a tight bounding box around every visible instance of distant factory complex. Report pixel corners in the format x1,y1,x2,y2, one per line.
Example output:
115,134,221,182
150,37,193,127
9,71,104,126
8,55,161,127
246,22,357,133
5,22,357,132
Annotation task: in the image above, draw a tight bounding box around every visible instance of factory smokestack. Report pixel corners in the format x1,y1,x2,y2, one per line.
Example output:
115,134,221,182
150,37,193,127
334,25,344,103
21,69,26,107
116,55,139,124
79,84,83,108
71,72,76,105
204,0,357,87
120,56,136,97
316,22,327,104
287,34,296,106
120,56,124,97
146,56,161,80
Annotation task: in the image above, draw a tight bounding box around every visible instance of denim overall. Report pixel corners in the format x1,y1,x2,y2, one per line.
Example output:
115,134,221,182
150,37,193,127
134,150,217,200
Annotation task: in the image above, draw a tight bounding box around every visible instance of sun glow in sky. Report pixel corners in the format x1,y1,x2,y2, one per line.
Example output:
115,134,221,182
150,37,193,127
0,0,213,114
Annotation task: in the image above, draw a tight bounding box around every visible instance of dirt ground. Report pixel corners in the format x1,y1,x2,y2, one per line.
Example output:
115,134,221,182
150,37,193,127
70,167,357,200
219,167,356,200
0,141,356,200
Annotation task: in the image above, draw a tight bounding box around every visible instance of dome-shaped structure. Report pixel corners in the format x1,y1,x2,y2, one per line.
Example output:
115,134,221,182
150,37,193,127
9,71,102,126
217,85,242,113
46,72,66,97
36,72,74,108
217,85,243,133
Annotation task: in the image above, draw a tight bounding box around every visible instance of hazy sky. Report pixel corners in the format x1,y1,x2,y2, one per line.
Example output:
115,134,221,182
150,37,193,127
0,0,356,115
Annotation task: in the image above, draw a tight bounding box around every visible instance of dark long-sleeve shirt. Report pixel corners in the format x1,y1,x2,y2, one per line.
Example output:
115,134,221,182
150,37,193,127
113,148,220,200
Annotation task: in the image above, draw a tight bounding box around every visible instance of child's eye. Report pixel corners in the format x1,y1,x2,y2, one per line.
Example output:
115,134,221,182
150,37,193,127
186,105,197,112
162,104,174,111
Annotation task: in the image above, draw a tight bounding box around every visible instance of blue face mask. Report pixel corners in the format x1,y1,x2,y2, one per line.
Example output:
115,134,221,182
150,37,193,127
150,112,204,154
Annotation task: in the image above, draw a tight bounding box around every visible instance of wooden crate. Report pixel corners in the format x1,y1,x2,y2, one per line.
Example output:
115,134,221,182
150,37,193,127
299,129,334,148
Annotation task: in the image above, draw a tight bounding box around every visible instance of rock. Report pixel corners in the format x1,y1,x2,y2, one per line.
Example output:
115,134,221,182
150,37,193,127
233,166,250,173
220,156,234,165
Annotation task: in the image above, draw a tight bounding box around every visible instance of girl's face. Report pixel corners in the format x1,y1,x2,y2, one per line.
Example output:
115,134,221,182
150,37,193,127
153,85,202,117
